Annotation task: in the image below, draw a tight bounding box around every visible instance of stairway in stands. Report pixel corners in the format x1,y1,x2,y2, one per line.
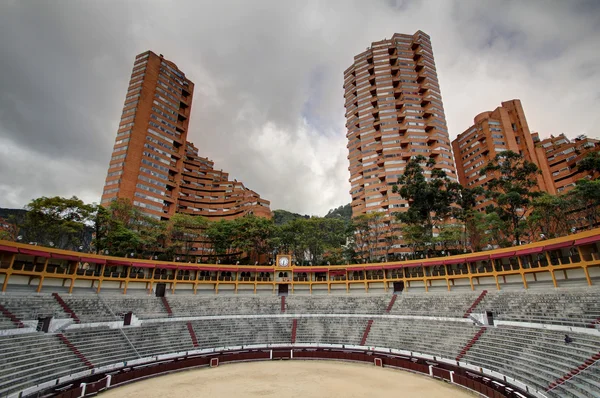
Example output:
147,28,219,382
161,297,173,317
187,322,198,347
52,293,80,323
463,290,488,318
0,304,24,328
360,320,373,346
57,333,94,369
456,328,486,361
385,294,397,313
547,352,600,391
291,319,297,344
281,296,286,313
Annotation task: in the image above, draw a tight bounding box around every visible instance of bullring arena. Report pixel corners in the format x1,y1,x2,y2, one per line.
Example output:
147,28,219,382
100,361,475,398
0,229,599,398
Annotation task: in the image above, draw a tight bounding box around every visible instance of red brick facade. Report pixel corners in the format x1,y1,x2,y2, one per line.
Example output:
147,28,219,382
100,51,270,221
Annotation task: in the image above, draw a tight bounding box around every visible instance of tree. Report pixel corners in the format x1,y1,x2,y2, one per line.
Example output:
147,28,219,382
528,193,572,239
165,213,208,261
206,219,236,260
435,224,463,254
275,218,307,263
272,209,308,225
0,214,21,242
483,212,511,248
231,215,276,261
453,186,485,252
95,199,166,258
480,151,541,245
324,203,352,223
352,212,387,262
300,217,348,265
392,155,458,246
577,152,600,174
21,196,94,250
568,179,600,230
400,224,427,259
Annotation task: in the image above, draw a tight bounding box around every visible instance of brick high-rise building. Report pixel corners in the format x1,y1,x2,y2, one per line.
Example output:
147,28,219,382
101,51,270,224
451,100,554,211
101,51,194,219
533,133,600,194
344,31,457,256
179,142,271,220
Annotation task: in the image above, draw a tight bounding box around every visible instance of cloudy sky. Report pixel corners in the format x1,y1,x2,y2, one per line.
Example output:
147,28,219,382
0,0,599,215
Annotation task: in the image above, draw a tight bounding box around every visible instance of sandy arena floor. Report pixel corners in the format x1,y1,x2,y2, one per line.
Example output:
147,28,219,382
100,360,476,398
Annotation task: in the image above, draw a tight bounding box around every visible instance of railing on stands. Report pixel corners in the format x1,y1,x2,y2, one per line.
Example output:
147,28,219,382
32,345,537,398
0,228,599,294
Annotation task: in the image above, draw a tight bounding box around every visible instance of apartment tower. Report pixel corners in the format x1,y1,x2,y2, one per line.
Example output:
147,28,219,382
451,100,554,211
344,31,457,256
533,133,600,194
101,51,194,219
101,51,270,223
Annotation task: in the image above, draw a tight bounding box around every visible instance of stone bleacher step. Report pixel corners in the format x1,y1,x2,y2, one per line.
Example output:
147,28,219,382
57,333,93,369
0,303,24,328
186,322,198,347
546,352,600,391
456,328,486,361
385,295,397,313
360,320,373,346
52,293,80,323
291,319,297,344
463,290,488,318
161,297,173,317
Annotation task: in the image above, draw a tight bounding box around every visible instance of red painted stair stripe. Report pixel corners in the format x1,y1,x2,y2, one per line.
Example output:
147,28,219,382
291,319,297,344
360,320,373,346
386,295,397,313
187,322,198,347
58,333,93,369
456,328,486,361
0,304,24,328
546,351,600,391
161,297,173,317
463,290,488,318
52,293,80,323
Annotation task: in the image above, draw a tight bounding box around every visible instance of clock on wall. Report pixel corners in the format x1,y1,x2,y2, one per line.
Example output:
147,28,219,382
276,255,290,267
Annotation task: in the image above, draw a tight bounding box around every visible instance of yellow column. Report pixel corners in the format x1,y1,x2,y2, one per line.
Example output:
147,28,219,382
467,262,474,291
2,272,10,292
42,258,49,273
582,265,592,286
172,269,178,294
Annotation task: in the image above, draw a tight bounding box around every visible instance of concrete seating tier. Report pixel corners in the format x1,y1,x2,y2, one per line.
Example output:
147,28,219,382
295,317,369,345
475,289,600,328
61,296,116,323
123,322,194,357
63,327,139,368
366,318,479,359
462,325,600,398
168,295,281,317
0,294,69,321
0,333,87,396
102,296,169,319
389,291,481,318
189,318,292,348
0,315,15,330
285,295,389,314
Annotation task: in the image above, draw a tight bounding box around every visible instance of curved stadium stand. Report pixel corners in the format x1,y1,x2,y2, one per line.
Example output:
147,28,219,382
0,230,599,397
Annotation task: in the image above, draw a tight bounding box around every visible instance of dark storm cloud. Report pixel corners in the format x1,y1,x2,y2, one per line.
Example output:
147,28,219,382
0,0,598,214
